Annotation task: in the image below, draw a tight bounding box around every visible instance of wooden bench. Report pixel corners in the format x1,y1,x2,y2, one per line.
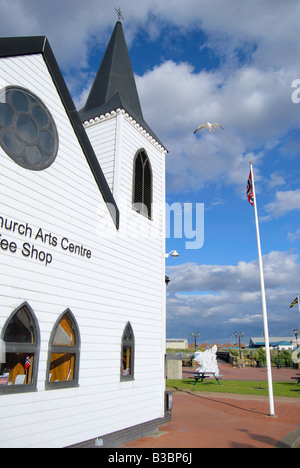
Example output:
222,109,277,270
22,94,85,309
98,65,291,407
290,376,300,384
190,372,223,386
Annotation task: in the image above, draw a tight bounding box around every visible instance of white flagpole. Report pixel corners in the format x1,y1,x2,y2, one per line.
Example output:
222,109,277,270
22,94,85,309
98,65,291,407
250,161,275,416
297,294,300,316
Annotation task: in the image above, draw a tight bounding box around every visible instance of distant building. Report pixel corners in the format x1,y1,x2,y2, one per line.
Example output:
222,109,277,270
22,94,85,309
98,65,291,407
198,342,210,350
166,338,188,350
249,337,294,350
233,343,247,349
211,342,222,349
222,342,236,350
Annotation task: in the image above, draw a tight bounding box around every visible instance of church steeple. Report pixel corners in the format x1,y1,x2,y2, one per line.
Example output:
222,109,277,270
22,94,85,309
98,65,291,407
79,21,163,147
80,21,143,121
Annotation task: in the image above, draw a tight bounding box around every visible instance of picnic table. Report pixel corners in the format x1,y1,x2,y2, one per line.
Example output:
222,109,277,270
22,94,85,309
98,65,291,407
191,372,222,386
290,373,300,384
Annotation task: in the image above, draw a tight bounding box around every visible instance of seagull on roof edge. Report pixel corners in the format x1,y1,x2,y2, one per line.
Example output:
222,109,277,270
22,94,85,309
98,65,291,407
194,122,224,134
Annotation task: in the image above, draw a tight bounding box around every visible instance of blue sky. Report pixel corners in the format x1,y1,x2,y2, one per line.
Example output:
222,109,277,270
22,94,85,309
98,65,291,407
1,0,300,346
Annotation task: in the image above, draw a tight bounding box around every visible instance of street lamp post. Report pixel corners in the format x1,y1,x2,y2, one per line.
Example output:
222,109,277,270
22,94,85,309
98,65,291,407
274,344,280,369
234,331,245,359
190,332,200,351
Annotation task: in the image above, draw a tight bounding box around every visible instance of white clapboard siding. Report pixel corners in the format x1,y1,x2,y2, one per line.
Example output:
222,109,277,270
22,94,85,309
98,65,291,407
0,52,166,448
84,118,117,192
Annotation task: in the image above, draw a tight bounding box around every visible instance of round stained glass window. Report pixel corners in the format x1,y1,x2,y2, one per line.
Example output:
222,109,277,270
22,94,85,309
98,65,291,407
0,86,58,171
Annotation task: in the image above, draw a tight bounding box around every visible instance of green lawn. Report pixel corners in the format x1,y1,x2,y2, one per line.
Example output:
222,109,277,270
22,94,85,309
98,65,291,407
166,378,300,398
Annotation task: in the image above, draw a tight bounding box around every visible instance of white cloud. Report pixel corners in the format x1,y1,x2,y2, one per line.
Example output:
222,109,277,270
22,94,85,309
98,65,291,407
263,189,300,220
225,314,263,325
269,172,286,188
288,229,300,242
166,250,300,339
167,250,299,293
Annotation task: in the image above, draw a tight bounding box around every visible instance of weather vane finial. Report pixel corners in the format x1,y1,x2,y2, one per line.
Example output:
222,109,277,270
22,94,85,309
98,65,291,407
115,7,124,22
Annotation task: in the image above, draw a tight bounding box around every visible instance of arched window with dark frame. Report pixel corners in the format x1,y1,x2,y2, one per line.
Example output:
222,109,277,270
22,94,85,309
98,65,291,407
46,310,80,390
0,302,40,394
132,149,153,220
121,322,135,381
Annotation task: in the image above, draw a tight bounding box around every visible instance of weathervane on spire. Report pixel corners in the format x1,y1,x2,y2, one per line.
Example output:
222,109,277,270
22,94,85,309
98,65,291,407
115,7,124,22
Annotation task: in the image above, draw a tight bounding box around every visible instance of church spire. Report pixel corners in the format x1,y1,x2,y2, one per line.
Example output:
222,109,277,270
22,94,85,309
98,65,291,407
79,21,165,149
79,21,143,121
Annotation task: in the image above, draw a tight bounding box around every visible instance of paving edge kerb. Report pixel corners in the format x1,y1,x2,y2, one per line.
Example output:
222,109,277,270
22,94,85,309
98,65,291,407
276,427,300,448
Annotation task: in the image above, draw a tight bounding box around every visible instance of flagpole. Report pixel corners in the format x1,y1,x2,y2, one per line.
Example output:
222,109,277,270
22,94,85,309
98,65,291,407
249,161,275,417
297,294,300,317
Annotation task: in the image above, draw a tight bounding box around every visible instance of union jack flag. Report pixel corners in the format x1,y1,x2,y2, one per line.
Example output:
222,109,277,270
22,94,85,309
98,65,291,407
24,356,31,371
246,170,254,206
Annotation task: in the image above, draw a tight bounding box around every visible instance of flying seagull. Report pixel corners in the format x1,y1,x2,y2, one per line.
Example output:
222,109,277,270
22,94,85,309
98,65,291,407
194,122,224,134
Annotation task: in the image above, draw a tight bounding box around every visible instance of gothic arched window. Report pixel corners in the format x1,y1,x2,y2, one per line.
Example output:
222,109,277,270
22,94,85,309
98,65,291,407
0,302,40,394
132,149,152,219
46,310,80,389
121,322,135,381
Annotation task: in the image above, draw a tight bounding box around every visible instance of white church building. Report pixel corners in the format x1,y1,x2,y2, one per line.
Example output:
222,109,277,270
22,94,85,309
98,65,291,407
0,21,170,448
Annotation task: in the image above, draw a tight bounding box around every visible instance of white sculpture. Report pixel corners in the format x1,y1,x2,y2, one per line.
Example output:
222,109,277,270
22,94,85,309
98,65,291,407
194,345,219,376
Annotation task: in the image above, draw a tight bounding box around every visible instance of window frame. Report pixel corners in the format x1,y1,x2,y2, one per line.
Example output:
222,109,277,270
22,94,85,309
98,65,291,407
0,302,40,395
46,309,80,390
120,322,135,382
132,149,153,220
0,85,59,171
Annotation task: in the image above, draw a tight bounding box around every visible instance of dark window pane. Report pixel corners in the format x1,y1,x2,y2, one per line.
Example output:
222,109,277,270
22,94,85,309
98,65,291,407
32,105,48,127
16,114,37,143
39,130,54,152
3,129,23,156
0,103,14,126
25,145,43,165
4,307,35,344
133,150,152,219
11,90,29,112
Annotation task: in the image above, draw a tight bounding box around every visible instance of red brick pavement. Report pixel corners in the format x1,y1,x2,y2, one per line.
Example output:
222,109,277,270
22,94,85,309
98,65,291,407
122,365,300,449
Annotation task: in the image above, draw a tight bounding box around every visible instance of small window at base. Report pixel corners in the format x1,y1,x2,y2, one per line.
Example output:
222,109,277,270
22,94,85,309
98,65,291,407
46,310,80,390
0,302,40,394
121,322,135,381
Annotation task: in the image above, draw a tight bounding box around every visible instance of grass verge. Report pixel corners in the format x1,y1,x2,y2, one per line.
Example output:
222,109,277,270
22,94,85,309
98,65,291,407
166,378,300,398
